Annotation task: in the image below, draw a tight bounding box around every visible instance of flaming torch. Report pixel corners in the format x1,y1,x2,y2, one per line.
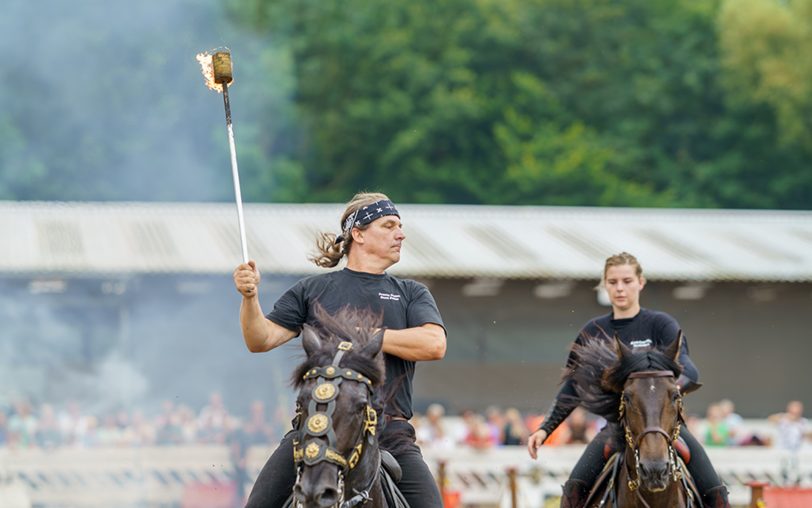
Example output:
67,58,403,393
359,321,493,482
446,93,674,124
196,48,249,263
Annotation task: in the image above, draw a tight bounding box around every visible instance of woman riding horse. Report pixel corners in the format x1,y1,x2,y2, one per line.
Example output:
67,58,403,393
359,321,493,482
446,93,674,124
527,252,729,508
568,333,700,507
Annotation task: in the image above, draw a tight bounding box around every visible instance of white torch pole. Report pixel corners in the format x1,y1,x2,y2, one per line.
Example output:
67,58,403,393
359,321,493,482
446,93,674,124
221,81,249,264
210,50,249,263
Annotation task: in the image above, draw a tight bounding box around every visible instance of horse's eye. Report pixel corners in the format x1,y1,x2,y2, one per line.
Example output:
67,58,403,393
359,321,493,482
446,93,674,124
622,393,631,403
671,391,681,402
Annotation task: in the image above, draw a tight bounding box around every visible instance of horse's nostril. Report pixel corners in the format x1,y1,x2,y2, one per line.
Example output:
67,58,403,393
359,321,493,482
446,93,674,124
640,461,670,481
318,487,339,507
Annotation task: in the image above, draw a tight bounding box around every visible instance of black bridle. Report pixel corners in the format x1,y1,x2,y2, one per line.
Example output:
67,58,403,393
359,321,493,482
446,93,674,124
618,370,685,497
293,341,380,508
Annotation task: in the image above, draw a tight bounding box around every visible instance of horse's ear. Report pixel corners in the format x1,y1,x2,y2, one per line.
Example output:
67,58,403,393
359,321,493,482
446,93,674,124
614,334,631,359
302,326,321,357
664,331,683,363
360,330,384,359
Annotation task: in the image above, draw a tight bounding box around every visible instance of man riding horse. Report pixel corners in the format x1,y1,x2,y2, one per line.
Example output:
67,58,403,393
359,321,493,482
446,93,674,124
233,192,447,507
527,252,729,508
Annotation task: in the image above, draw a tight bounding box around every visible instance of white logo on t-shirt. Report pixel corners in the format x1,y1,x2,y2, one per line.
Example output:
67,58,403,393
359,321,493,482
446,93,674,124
378,292,401,301
629,339,653,349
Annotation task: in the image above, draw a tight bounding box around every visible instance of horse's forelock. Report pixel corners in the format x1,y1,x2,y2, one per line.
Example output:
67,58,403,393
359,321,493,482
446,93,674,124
565,337,683,420
606,347,682,391
290,306,385,389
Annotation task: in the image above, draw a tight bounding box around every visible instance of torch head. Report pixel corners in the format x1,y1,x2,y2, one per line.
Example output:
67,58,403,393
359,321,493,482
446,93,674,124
212,51,233,85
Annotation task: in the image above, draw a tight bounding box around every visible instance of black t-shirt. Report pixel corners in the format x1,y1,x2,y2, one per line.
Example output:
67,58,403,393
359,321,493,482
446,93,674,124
573,308,698,381
540,308,698,435
266,268,445,419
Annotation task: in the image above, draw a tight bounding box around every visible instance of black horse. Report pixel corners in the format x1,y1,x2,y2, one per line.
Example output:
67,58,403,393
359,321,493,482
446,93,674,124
286,307,408,508
565,335,701,508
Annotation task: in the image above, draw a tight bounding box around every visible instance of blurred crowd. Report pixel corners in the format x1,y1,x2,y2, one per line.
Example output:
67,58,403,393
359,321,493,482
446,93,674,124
412,399,812,452
0,392,288,450
2,394,810,454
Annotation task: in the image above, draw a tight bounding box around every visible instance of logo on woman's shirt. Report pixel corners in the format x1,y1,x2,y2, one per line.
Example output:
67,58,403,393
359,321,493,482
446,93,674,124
630,338,653,349
378,292,401,301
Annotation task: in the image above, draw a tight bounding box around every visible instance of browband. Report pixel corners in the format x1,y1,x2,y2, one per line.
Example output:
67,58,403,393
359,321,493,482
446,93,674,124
627,370,675,379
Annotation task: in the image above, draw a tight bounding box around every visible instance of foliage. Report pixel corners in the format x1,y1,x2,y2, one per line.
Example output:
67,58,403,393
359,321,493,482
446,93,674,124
0,0,809,209
231,0,811,208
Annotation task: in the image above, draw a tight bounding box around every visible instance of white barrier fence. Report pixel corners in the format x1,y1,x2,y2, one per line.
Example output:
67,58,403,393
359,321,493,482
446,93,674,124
1,445,811,507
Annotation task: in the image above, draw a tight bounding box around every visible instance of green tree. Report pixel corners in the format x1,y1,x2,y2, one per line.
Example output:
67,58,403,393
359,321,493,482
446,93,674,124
719,0,812,146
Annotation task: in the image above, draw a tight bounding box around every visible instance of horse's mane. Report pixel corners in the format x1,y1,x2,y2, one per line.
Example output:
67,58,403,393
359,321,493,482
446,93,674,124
563,335,683,421
290,305,385,389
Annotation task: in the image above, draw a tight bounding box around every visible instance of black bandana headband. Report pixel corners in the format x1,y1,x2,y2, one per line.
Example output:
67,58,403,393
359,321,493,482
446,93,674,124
335,199,399,244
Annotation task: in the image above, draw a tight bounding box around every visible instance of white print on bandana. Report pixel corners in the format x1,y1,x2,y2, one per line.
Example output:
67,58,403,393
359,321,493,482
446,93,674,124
378,292,401,301
629,339,653,349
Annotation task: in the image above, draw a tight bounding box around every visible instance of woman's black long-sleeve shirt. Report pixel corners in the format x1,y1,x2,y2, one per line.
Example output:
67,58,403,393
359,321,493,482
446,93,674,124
538,308,699,437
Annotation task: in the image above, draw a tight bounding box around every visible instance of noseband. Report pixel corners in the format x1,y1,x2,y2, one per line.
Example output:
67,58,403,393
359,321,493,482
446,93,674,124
293,341,379,508
619,370,684,493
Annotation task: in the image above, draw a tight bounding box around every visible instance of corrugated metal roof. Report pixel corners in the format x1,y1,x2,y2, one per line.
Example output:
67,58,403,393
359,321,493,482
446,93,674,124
1,201,811,281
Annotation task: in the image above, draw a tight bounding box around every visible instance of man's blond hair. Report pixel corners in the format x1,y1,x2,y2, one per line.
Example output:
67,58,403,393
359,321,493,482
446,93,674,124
309,192,392,268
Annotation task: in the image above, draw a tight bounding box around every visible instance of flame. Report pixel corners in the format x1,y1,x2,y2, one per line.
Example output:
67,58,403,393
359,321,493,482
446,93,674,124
196,51,223,93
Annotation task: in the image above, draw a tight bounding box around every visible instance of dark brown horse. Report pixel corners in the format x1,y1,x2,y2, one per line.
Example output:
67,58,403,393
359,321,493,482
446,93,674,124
568,335,700,508
287,307,405,508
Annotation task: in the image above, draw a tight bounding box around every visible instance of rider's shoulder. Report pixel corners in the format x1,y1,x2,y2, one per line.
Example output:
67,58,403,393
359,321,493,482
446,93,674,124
293,272,337,291
641,308,679,325
577,314,612,338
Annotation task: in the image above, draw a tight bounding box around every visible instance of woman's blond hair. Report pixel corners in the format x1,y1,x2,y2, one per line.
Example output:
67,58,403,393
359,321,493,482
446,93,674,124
309,192,392,268
603,252,643,280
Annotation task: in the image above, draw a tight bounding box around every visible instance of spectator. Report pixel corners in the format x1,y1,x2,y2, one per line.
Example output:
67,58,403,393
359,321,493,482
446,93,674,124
455,409,478,445
178,404,199,444
57,400,89,447
198,392,230,444
703,403,731,447
81,415,100,447
502,408,528,446
7,399,38,449
155,401,184,445
564,407,593,445
718,399,744,445
97,413,124,447
769,400,812,485
463,414,496,450
484,406,505,445
242,400,274,446
128,410,155,446
0,408,8,447
417,403,454,450
35,404,62,449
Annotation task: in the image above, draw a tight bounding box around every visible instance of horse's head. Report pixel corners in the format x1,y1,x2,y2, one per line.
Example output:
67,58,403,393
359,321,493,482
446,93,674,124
290,307,384,508
609,334,684,493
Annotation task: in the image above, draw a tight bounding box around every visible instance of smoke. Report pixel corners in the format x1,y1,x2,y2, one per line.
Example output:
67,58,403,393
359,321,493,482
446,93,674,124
0,275,300,419
0,0,303,421
0,0,290,202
